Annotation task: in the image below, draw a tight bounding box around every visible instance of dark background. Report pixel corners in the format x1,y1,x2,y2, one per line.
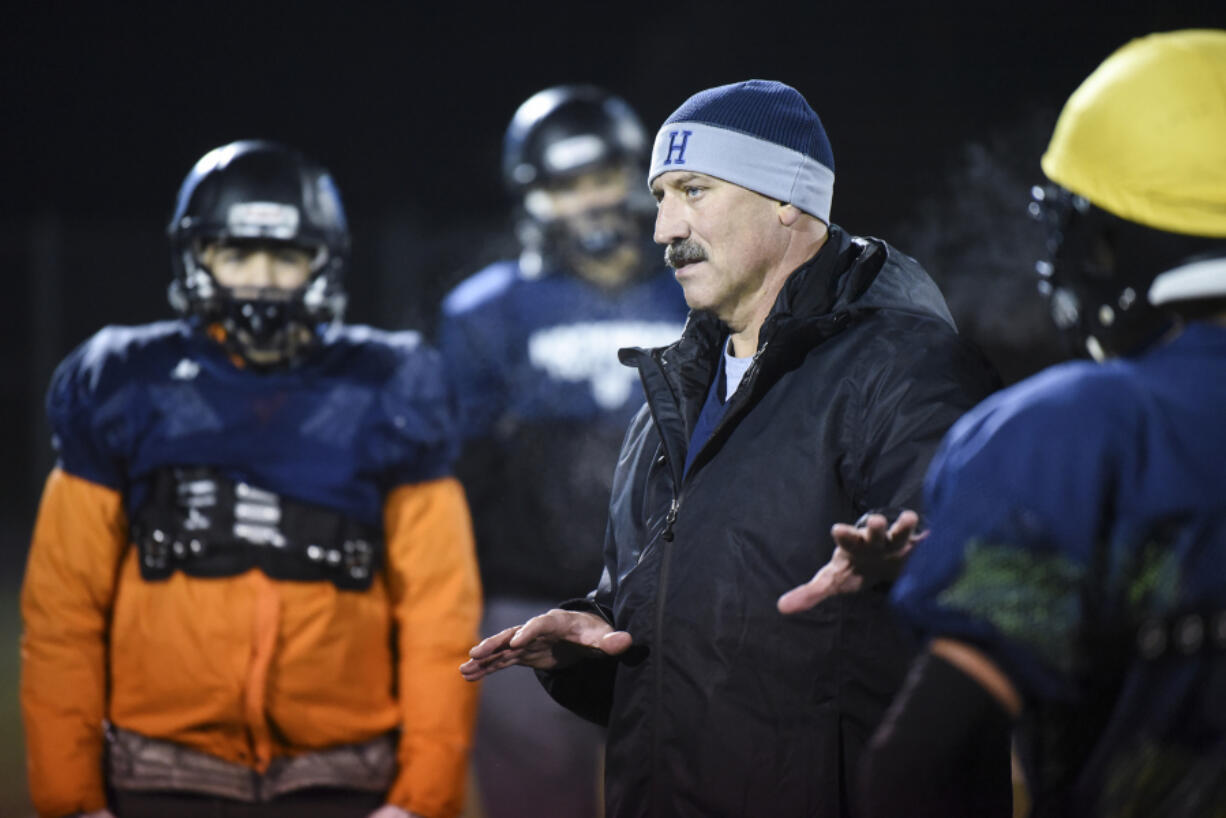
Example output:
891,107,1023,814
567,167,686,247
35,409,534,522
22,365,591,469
2,1,1222,812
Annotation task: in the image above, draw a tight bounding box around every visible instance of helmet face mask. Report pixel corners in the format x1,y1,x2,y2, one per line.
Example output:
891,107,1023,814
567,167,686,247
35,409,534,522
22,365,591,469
519,163,645,269
168,141,349,369
1031,184,1174,360
557,195,642,260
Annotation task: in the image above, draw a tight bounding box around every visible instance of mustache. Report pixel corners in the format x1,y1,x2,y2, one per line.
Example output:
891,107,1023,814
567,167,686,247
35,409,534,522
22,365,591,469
665,240,707,269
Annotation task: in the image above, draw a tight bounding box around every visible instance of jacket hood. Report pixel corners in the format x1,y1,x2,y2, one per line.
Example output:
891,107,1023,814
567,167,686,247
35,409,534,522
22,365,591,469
837,230,956,329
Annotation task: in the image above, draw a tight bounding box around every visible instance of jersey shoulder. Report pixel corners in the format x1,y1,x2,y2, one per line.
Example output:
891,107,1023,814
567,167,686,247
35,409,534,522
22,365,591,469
966,358,1135,431
440,260,521,317
936,357,1141,480
324,323,422,370
322,323,450,404
48,320,190,416
46,320,191,487
321,324,458,481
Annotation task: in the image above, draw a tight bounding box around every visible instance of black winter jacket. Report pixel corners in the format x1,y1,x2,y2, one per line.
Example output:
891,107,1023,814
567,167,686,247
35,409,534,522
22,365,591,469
539,225,1001,817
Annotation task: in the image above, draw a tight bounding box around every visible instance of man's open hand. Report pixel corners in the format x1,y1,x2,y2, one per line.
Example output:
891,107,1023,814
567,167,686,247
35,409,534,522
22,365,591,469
777,510,925,614
460,608,632,681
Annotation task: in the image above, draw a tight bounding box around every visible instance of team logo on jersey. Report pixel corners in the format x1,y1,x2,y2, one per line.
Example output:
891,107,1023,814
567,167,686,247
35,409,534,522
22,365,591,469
662,130,694,166
528,321,682,409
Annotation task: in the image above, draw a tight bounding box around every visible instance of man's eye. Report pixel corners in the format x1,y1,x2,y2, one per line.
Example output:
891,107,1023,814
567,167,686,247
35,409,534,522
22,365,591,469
684,186,702,198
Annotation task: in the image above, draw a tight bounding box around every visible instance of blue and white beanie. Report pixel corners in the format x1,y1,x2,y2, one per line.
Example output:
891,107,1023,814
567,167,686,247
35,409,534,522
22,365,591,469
648,80,835,223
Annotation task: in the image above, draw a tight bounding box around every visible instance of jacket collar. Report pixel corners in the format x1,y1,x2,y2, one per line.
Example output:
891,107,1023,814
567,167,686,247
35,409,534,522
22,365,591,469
671,224,878,368
613,225,879,448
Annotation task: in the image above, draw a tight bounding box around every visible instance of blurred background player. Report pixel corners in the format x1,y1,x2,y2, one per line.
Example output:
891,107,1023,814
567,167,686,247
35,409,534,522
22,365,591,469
436,86,687,817
20,140,482,818
849,29,1226,817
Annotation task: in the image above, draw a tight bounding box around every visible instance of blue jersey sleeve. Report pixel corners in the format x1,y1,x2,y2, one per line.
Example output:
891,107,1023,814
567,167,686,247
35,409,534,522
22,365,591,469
45,328,141,490
891,362,1129,704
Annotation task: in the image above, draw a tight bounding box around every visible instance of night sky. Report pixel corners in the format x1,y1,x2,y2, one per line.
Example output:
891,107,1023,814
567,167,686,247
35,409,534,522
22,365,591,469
9,2,1222,225
3,0,1223,541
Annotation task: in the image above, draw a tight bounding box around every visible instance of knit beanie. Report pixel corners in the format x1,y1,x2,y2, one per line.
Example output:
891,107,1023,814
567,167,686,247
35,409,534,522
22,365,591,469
648,80,835,222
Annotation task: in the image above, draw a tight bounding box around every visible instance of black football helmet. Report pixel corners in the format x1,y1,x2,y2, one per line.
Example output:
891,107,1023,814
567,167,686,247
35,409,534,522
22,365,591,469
168,140,349,368
502,86,651,274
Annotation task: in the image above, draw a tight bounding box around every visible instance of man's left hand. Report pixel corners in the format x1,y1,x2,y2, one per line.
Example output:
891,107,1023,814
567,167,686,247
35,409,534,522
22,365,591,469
777,510,924,614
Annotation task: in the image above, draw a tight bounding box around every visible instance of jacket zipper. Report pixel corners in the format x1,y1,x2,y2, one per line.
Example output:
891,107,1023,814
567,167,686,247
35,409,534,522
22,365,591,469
641,339,770,806
628,348,688,808
624,239,865,805
662,498,679,541
651,521,675,809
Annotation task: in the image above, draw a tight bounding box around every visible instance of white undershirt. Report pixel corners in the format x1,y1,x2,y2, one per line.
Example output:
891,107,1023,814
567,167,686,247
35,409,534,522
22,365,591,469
723,340,753,400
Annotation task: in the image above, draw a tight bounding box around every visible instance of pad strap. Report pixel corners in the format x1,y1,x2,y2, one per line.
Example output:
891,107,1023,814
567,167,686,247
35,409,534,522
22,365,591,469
130,466,382,591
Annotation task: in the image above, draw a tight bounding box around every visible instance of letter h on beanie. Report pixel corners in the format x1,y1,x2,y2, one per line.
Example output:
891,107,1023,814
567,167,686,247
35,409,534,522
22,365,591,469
648,80,836,223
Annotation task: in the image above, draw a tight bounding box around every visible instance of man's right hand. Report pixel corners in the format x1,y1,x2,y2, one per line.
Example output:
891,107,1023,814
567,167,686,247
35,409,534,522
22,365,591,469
777,510,924,614
459,609,632,681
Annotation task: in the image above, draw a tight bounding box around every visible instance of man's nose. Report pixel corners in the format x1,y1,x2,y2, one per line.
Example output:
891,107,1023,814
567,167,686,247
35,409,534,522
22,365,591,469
653,197,687,246
245,252,278,288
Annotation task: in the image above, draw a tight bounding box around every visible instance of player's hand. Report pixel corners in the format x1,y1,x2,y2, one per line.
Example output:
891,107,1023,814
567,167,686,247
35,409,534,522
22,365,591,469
777,510,925,614
459,609,632,681
76,811,117,818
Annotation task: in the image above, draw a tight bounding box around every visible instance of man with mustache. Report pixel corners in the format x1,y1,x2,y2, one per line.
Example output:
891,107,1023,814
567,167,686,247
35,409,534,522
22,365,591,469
461,80,1002,817
438,85,687,818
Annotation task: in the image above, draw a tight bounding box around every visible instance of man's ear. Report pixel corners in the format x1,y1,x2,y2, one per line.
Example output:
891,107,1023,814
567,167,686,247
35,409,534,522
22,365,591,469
777,202,802,227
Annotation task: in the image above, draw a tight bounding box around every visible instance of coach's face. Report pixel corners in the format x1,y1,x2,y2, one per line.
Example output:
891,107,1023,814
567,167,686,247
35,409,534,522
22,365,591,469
651,170,790,323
